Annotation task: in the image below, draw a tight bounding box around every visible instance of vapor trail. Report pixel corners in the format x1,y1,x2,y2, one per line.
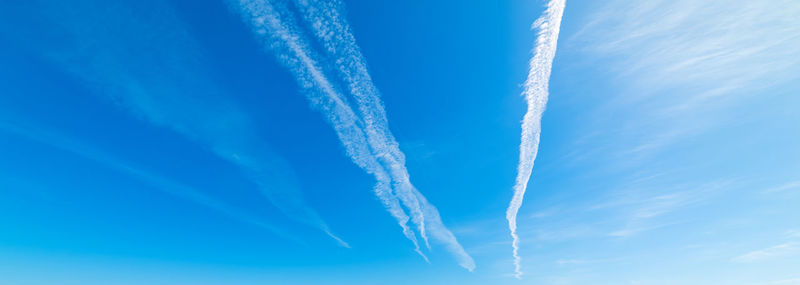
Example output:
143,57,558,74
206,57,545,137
290,0,474,268
233,0,429,259
507,0,566,279
289,0,428,247
234,0,474,269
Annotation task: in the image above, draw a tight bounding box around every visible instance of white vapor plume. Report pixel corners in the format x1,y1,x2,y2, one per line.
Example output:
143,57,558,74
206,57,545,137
234,0,424,259
290,0,475,268
289,0,429,249
234,0,474,270
507,0,566,279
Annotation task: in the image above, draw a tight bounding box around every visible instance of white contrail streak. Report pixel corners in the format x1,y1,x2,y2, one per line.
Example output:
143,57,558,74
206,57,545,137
289,0,428,248
234,0,474,269
234,0,429,259
290,0,474,269
507,0,566,279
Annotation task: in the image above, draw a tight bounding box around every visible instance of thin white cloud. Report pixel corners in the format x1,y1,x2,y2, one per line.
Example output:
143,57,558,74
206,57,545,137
291,0,430,249
233,0,419,257
732,242,800,263
233,0,474,269
290,0,475,269
555,257,622,265
16,1,343,245
596,180,730,238
765,181,800,193
576,0,800,99
0,120,298,243
769,278,800,285
570,0,800,159
507,0,566,279
607,222,675,238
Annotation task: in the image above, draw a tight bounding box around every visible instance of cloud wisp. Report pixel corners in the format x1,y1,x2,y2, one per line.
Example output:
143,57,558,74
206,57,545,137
575,0,800,100
7,0,344,245
765,181,800,193
0,119,298,243
291,0,431,250
233,0,474,270
732,242,800,263
506,0,566,279
567,0,800,161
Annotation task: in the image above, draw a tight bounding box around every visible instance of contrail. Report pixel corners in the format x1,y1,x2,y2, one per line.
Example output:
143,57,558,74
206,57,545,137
233,0,474,269
290,0,474,268
288,1,429,245
507,0,566,279
0,120,299,244
234,0,427,259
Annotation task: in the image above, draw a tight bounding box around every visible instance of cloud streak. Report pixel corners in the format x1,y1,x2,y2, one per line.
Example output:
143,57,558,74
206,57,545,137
291,0,431,250
576,0,800,100
0,119,298,243
233,0,474,269
732,242,800,263
506,0,566,279
5,0,343,245
765,181,800,193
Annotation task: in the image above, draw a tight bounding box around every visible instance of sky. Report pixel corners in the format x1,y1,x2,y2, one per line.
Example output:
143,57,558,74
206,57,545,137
1,0,799,284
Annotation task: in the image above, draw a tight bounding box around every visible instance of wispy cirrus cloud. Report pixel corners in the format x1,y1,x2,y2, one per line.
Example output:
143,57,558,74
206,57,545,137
507,0,566,279
0,119,298,243
732,242,800,263
732,228,800,263
764,181,800,193
291,0,477,269
2,0,343,245
575,0,800,101
232,0,474,269
767,278,800,285
569,0,800,160
498,178,732,246
291,0,432,251
786,230,800,239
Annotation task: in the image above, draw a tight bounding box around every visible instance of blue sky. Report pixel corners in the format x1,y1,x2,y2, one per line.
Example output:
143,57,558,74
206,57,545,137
1,0,799,284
